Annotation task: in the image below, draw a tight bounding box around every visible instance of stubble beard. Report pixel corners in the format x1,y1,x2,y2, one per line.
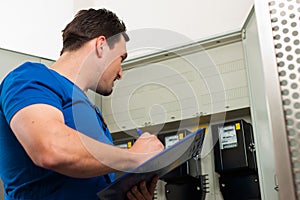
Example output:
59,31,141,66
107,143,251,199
96,86,113,96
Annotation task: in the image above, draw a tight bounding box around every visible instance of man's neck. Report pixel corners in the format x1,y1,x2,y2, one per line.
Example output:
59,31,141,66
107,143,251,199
50,51,88,92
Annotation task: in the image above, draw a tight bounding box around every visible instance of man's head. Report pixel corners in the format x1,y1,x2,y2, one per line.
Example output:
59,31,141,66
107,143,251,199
60,8,129,96
60,8,129,55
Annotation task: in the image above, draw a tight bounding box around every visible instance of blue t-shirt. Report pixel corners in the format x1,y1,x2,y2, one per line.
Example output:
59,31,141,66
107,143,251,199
0,62,114,200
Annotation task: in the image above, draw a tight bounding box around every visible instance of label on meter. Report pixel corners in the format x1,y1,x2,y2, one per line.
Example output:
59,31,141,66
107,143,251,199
218,125,238,150
165,135,179,149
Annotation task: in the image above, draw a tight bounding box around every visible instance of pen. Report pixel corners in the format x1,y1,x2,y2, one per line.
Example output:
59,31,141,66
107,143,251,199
136,128,143,136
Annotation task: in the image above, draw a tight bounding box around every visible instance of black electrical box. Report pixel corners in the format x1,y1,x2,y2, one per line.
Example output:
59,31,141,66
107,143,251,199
212,119,257,174
158,129,191,180
165,176,206,200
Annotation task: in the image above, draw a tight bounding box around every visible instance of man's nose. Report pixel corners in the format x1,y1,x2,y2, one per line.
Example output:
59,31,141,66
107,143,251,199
117,68,123,80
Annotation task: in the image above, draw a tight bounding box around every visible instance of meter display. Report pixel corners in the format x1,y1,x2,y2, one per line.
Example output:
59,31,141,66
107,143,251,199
164,135,179,149
218,125,238,150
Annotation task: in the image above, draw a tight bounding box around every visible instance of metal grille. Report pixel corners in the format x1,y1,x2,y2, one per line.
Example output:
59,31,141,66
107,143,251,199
269,0,300,197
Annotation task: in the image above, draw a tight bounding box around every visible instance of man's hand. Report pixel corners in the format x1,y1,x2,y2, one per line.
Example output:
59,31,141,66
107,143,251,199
126,175,159,200
128,132,164,167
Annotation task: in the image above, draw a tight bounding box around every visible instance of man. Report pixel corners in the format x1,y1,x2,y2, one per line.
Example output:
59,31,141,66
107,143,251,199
0,8,164,200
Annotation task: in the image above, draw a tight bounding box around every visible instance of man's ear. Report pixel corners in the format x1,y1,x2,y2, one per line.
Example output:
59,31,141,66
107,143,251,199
96,36,106,58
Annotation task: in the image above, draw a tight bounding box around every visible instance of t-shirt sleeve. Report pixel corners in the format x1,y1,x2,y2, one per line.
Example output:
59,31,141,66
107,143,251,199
1,66,63,124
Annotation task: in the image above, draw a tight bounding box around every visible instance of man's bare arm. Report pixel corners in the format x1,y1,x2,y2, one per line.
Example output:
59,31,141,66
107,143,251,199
10,104,164,178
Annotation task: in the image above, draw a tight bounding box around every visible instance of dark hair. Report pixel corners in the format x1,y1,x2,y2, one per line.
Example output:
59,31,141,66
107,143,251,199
60,8,129,55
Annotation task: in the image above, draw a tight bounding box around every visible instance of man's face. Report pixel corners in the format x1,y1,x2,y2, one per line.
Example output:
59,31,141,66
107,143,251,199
96,36,127,96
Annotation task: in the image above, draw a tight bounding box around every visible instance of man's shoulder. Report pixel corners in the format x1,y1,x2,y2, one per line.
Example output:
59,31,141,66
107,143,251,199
6,62,58,84
14,61,48,74
1,61,63,95
4,62,48,79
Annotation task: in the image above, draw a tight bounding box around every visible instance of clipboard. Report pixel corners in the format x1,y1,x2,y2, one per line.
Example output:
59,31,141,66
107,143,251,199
97,128,206,200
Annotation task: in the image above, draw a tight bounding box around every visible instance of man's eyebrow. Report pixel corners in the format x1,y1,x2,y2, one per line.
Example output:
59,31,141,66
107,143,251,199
121,53,128,62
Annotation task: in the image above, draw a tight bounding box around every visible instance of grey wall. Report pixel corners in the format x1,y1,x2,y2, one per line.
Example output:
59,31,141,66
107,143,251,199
0,48,54,81
0,178,3,200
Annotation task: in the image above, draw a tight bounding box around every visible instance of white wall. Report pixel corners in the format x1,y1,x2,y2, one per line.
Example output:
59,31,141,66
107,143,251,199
0,0,73,60
94,0,253,42
0,0,253,61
